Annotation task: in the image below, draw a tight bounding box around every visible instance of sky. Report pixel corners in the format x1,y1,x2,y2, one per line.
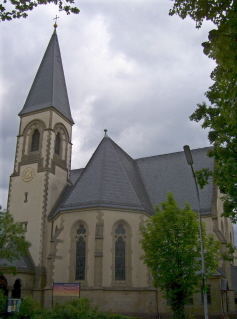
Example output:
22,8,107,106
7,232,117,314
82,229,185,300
0,0,216,210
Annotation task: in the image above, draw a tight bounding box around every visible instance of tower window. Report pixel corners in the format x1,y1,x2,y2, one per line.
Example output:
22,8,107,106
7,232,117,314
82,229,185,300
115,224,126,281
55,132,61,155
75,225,86,280
31,129,40,152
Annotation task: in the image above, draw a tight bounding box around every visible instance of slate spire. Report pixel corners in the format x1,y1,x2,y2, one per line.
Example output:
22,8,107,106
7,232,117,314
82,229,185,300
19,29,74,123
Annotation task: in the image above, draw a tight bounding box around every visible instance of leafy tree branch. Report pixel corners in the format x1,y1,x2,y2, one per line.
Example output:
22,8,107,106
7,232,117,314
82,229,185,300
170,0,237,221
0,0,80,21
0,206,31,274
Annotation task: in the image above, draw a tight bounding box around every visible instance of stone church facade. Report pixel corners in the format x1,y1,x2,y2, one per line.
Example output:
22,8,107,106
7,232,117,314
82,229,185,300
1,28,237,316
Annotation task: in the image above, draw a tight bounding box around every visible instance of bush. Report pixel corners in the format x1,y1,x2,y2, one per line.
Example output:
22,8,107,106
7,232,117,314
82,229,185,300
13,296,140,319
16,296,41,319
0,289,7,317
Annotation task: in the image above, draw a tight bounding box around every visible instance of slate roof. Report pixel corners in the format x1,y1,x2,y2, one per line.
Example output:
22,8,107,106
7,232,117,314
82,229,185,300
0,256,35,271
136,146,214,213
48,136,214,220
19,30,74,124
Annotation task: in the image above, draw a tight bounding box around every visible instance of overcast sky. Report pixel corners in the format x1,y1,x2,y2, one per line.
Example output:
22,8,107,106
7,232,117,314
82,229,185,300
0,0,216,210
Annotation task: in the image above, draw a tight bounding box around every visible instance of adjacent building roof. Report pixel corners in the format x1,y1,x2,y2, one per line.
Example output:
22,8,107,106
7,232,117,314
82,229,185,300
48,135,214,220
136,146,214,212
0,256,35,271
19,30,74,124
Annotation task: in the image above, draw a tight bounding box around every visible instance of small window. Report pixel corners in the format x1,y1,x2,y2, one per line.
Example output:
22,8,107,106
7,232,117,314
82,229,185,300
31,129,40,152
55,132,61,155
201,286,211,305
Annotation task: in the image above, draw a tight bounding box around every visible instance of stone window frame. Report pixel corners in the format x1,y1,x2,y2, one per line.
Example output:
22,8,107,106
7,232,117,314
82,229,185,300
53,123,69,161
31,129,40,152
111,220,132,287
69,220,89,287
22,119,46,156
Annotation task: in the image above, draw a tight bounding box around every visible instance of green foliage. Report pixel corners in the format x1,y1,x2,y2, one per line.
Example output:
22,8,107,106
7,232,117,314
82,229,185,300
16,296,41,319
0,289,7,317
13,297,138,319
194,168,212,189
170,1,237,221
140,193,220,319
0,0,80,21
222,243,236,262
0,206,31,275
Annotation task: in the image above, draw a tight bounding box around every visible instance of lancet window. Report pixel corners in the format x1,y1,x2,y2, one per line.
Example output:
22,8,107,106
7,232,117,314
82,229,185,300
55,132,61,155
75,224,86,280
115,224,126,281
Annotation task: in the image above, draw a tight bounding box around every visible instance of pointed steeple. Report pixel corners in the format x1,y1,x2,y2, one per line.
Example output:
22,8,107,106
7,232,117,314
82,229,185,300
19,30,74,124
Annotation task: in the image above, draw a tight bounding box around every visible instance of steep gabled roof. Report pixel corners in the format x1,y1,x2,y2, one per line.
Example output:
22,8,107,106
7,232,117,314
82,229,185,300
136,147,214,213
48,136,154,219
19,30,74,123
48,135,214,220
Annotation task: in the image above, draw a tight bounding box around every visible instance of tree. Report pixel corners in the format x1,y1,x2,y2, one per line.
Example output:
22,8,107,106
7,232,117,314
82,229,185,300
170,1,237,221
140,193,220,319
0,0,80,22
0,206,31,274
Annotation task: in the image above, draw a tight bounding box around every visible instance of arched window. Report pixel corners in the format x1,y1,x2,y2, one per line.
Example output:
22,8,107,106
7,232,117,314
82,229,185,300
31,129,40,152
0,275,8,297
12,279,21,298
115,224,126,280
55,132,61,155
75,225,86,280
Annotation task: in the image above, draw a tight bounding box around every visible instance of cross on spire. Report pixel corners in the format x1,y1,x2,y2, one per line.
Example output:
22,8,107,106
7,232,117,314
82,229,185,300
53,15,59,29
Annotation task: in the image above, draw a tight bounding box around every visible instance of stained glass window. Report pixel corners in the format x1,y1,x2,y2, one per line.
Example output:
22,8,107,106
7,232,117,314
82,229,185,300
31,129,40,152
75,225,86,280
55,132,61,155
115,225,126,281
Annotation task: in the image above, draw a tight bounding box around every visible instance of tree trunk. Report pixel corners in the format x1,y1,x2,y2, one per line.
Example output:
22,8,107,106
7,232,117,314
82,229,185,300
170,293,186,319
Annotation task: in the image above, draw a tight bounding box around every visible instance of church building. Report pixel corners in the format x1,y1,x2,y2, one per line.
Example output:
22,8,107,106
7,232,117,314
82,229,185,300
1,27,237,316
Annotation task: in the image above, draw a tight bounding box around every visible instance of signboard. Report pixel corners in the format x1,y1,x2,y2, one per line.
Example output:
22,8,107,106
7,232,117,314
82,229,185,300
53,283,80,297
7,299,21,313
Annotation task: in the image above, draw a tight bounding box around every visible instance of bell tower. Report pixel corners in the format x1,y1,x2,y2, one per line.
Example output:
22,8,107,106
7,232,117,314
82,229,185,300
7,26,74,281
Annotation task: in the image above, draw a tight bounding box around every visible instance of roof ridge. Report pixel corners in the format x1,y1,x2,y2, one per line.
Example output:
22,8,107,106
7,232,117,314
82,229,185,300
108,137,154,213
135,146,213,161
107,138,143,207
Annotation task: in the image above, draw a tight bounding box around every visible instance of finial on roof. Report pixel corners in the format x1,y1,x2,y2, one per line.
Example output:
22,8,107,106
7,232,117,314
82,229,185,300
53,15,59,30
104,129,108,137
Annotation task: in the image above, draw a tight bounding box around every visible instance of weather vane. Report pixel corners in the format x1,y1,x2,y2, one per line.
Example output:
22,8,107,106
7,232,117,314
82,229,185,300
53,15,59,29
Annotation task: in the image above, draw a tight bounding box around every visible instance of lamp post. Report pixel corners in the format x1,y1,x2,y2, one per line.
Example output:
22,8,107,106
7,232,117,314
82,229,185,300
183,145,208,319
